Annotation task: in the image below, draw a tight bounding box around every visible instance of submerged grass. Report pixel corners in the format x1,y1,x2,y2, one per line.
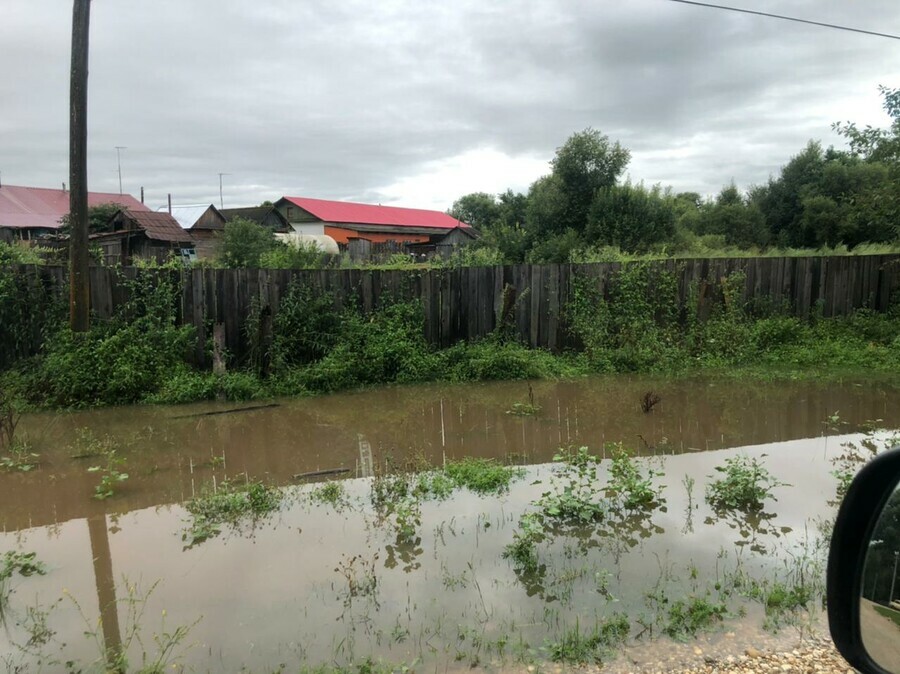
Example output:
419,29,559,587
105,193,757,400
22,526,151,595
547,615,630,664
444,457,524,495
182,478,282,547
661,596,728,640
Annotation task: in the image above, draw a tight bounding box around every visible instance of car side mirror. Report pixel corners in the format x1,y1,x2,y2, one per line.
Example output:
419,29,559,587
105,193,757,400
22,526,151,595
829,446,900,674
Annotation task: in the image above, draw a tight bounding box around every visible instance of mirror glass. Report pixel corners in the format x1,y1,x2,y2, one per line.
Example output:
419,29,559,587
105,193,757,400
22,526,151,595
861,482,900,672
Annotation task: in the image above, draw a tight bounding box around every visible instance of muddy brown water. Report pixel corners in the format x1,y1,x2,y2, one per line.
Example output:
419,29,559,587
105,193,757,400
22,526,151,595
0,375,898,671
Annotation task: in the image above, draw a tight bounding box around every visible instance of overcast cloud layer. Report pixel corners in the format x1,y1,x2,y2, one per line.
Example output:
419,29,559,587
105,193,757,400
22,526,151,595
2,0,899,212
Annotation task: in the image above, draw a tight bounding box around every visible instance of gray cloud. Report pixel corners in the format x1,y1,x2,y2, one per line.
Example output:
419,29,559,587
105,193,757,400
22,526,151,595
1,0,899,210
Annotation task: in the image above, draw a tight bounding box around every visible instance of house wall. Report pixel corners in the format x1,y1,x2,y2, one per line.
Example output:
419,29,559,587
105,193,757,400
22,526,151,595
190,230,220,260
289,222,326,236
194,208,225,231
324,225,429,245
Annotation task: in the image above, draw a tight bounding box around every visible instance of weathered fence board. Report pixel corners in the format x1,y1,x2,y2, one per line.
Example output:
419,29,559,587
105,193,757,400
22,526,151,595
4,255,899,366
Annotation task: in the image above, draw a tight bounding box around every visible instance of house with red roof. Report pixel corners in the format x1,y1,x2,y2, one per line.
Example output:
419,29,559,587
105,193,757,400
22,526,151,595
0,183,149,241
273,196,473,246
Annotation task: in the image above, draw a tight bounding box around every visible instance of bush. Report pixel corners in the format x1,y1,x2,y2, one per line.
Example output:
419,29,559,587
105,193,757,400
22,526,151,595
21,268,193,407
298,301,439,392
272,281,341,369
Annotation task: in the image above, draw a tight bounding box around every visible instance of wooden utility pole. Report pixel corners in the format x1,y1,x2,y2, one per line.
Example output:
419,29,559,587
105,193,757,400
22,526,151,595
69,0,91,332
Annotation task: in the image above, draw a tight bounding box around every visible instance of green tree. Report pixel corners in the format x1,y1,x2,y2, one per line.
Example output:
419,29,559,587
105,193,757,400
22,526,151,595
585,182,676,252
549,128,631,233
59,202,127,235
448,192,501,229
834,85,900,164
758,141,826,247
219,217,275,268
696,184,769,248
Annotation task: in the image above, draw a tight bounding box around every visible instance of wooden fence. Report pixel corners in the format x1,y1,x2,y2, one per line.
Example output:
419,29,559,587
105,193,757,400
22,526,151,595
6,255,899,366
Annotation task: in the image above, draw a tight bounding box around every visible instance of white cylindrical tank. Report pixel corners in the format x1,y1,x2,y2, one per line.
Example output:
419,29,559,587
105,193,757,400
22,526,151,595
275,232,340,255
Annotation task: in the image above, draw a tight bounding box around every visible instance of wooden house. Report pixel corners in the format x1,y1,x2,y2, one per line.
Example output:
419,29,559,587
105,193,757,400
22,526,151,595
91,209,195,265
220,206,291,233
157,204,226,259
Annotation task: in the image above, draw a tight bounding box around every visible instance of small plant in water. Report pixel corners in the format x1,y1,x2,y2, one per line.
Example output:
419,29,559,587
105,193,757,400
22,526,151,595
705,454,786,512
605,443,664,510
0,441,40,473
444,457,524,495
87,449,129,500
547,615,630,664
0,551,47,611
506,383,541,416
536,446,605,524
503,513,543,573
183,478,282,547
311,480,347,509
662,595,727,640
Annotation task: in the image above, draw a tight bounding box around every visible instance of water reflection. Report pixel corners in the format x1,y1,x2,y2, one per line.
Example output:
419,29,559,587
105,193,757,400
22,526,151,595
862,482,900,671
0,376,897,670
3,375,896,532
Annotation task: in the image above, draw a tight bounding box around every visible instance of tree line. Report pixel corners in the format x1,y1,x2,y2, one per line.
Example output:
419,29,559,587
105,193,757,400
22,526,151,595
449,86,900,263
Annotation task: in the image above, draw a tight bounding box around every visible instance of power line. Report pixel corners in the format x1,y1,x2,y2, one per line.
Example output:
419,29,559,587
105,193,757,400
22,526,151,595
666,0,900,41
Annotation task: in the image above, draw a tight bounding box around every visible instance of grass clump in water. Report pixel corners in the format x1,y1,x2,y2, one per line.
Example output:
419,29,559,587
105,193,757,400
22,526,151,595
502,513,543,573
705,455,786,512
444,457,524,495
311,481,347,509
662,596,727,640
605,443,664,510
183,478,282,547
547,615,630,664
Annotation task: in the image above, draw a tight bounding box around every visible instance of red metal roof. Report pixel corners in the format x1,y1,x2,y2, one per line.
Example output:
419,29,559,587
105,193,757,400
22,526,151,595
282,196,470,230
0,184,150,230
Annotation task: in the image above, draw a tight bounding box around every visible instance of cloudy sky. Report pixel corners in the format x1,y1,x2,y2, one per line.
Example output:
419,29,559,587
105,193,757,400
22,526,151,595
2,0,899,212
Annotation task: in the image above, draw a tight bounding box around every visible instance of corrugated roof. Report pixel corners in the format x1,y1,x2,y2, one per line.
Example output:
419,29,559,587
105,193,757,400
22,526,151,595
0,184,149,230
156,204,216,230
281,196,470,230
123,210,193,242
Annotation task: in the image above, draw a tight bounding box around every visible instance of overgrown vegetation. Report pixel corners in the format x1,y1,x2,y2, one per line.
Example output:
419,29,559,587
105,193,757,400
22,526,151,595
1,251,899,410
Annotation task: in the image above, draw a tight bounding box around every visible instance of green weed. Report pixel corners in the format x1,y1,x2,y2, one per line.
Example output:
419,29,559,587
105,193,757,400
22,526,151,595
502,513,543,574
536,446,605,524
0,441,40,472
705,455,786,512
547,615,630,664
0,551,46,611
311,481,347,509
605,443,664,509
444,457,524,495
182,479,282,547
87,449,129,500
661,596,727,640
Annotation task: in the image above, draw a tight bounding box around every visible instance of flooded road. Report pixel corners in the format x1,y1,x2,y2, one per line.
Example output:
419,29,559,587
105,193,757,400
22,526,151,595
0,375,898,671
2,375,897,531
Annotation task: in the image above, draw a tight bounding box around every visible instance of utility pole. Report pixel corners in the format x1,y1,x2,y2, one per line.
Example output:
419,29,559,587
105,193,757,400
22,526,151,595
69,0,91,333
115,146,127,195
218,172,230,209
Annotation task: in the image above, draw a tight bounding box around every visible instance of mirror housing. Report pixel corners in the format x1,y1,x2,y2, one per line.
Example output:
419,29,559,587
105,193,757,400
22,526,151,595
828,446,900,674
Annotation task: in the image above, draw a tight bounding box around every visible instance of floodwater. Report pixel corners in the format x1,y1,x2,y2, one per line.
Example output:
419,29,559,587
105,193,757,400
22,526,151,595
0,375,898,671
